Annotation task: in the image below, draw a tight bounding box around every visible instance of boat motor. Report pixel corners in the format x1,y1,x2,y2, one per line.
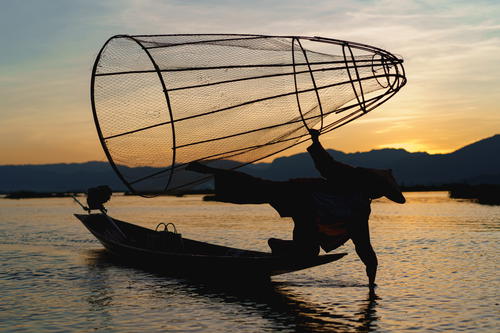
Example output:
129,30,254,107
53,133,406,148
87,185,112,212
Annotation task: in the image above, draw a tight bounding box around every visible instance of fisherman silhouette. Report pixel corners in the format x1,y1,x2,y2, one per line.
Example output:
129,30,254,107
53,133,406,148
187,130,405,288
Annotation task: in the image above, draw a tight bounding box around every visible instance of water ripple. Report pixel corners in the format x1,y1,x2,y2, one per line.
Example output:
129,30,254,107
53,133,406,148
0,193,498,332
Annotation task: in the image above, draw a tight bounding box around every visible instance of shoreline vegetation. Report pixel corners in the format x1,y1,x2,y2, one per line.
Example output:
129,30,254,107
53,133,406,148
2,184,499,205
448,184,500,205
3,191,81,199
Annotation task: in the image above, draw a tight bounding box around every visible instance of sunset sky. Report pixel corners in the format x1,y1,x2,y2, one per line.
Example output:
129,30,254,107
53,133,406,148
1,0,499,165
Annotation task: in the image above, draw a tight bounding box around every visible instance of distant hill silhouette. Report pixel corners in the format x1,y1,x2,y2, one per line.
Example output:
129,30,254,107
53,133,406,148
1,134,499,192
244,134,500,186
0,162,126,193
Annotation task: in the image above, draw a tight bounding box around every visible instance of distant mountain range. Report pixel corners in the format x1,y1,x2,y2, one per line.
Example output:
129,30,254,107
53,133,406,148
242,134,500,186
1,134,499,193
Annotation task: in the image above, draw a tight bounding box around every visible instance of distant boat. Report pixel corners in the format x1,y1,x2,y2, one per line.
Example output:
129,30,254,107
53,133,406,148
75,213,347,278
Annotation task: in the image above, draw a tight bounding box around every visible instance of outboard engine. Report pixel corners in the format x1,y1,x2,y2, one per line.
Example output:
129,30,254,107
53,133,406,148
87,185,112,211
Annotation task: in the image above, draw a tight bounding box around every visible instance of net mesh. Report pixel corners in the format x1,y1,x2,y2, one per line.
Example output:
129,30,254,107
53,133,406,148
91,34,406,195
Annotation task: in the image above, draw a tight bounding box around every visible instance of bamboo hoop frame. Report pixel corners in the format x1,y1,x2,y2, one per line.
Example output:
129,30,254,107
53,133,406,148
90,34,406,195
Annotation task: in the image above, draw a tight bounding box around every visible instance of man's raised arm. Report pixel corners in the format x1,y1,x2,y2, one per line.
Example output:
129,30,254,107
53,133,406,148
306,130,357,182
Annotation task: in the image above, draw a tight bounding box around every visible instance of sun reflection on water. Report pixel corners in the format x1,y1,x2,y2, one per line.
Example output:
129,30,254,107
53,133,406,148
0,192,498,332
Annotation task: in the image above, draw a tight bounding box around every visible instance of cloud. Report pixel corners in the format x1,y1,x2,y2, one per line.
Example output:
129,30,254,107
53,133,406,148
1,0,499,164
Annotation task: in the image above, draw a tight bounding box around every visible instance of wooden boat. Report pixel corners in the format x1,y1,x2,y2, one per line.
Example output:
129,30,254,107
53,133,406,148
75,213,347,278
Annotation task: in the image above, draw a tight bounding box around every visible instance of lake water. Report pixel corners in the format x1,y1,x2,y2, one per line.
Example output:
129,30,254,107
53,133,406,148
0,192,498,332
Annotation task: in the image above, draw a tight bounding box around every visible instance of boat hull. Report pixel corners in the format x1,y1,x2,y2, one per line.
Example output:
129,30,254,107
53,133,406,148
75,213,346,278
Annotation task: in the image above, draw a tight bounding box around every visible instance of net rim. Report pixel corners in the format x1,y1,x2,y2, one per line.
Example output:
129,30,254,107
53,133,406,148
90,34,406,197
90,34,177,196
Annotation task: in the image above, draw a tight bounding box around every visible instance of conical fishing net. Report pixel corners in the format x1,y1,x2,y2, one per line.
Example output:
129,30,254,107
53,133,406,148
91,34,406,195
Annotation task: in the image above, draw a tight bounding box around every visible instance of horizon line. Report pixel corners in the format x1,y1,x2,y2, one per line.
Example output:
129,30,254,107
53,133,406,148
4,133,498,167
0,146,434,167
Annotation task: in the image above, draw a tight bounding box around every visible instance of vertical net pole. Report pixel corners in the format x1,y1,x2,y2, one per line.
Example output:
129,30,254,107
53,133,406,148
296,38,325,131
291,37,310,131
342,42,367,113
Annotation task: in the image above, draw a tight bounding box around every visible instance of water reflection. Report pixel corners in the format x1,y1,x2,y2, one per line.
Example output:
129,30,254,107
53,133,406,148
1,193,497,332
84,249,380,332
82,251,115,331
